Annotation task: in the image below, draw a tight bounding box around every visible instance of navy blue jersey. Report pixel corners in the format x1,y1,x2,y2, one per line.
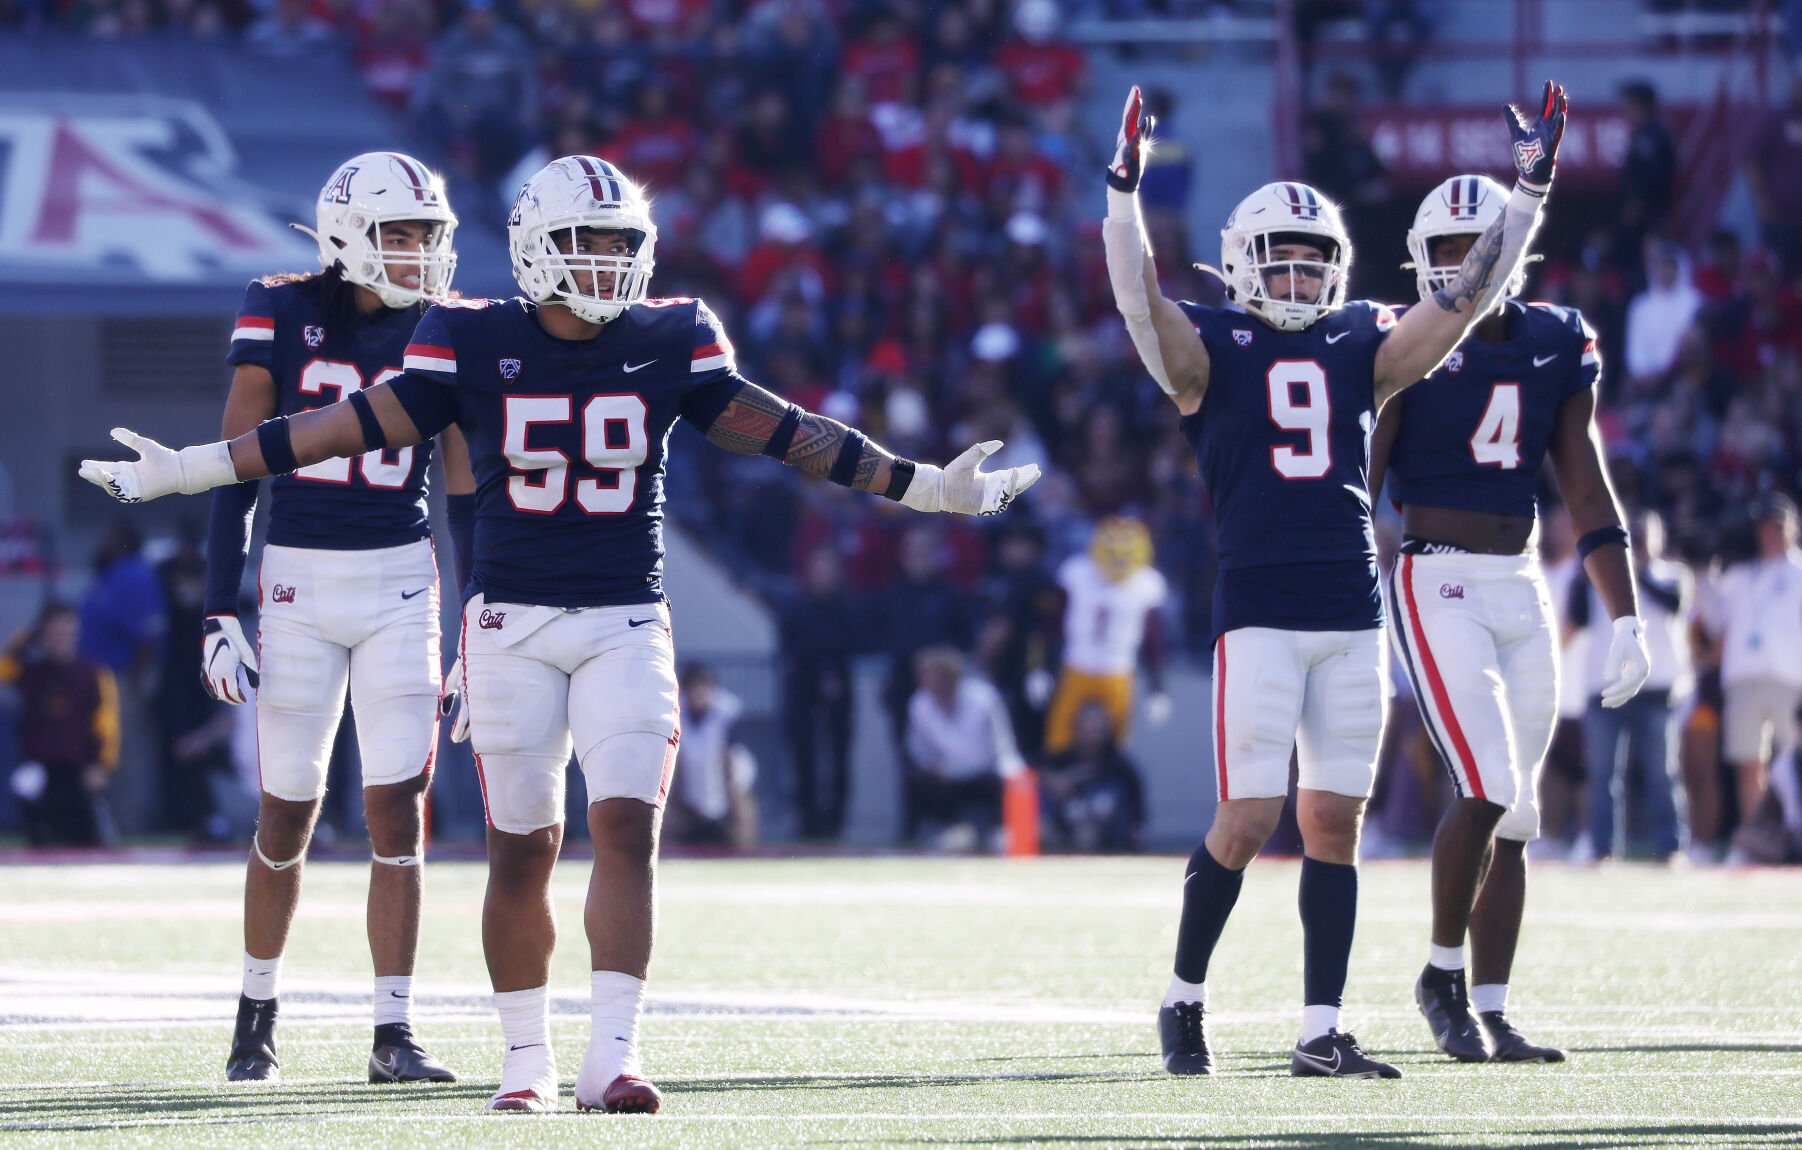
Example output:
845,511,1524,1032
391,296,743,608
1179,299,1399,637
1388,300,1599,519
225,277,434,550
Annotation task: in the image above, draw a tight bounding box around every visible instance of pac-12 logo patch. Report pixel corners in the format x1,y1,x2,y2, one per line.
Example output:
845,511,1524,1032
303,325,325,348
323,166,358,204
1439,584,1465,600
1445,350,1463,374
1232,329,1253,347
271,584,297,604
478,608,506,630
498,358,521,380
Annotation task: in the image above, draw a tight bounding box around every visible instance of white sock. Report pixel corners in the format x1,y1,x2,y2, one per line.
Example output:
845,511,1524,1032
1162,976,1207,1009
1300,1004,1340,1042
1428,942,1465,972
1471,983,1509,1016
583,970,647,1083
494,986,554,1096
242,951,281,1001
374,975,413,1027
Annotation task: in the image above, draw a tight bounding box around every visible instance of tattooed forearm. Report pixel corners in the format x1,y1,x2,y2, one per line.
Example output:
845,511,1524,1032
702,380,894,491
1432,214,1506,313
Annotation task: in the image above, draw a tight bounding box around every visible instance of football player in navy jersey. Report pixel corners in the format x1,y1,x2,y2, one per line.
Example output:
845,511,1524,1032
1104,83,1568,1078
80,154,1040,1115
1367,174,1649,1064
198,152,465,1086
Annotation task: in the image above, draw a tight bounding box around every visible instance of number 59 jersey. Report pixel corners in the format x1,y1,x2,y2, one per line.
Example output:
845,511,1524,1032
1178,299,1397,638
393,296,743,609
228,277,434,550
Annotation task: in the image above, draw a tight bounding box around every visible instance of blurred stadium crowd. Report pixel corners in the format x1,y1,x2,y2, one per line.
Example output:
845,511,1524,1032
2,0,1799,864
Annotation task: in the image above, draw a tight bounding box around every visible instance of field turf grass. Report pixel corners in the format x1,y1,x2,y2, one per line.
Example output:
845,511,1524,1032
1,855,1799,1147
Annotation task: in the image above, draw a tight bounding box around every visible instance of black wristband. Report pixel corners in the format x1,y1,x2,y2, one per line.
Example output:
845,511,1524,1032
761,403,804,460
1577,524,1629,560
827,429,869,487
884,457,917,502
255,416,301,476
348,390,389,451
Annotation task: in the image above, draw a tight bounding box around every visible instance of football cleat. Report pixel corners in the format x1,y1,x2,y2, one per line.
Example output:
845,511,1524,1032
1416,965,1492,1063
576,1073,663,1114
1290,1030,1402,1078
369,1022,458,1083
1479,1011,1567,1063
1157,1001,1215,1075
487,1041,557,1113
226,994,280,1083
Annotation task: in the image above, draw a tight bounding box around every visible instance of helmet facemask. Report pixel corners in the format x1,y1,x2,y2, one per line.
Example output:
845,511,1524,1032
337,217,458,309
516,222,654,324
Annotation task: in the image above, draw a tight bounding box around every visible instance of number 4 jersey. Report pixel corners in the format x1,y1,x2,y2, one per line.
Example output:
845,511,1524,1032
228,276,435,549
1178,299,1395,639
389,296,743,608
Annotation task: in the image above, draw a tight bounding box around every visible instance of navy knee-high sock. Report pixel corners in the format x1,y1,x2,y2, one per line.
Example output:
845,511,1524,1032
1173,842,1245,983
1298,857,1358,1006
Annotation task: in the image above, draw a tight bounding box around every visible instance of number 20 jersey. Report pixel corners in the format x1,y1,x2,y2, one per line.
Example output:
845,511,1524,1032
392,296,743,609
227,277,434,550
1177,299,1396,639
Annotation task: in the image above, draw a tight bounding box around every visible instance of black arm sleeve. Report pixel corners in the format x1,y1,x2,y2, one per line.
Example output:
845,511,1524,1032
204,481,259,616
446,493,476,597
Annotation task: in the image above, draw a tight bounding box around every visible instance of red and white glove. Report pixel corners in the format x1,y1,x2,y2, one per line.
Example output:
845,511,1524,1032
201,615,259,705
1106,85,1156,194
440,657,470,743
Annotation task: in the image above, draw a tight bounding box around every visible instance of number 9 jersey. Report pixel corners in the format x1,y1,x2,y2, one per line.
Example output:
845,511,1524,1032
1178,298,1397,639
391,295,744,609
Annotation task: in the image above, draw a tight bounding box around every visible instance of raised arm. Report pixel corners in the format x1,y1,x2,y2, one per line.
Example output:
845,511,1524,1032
1374,82,1567,405
1103,86,1210,416
80,380,436,504
1547,384,1648,707
700,379,1039,516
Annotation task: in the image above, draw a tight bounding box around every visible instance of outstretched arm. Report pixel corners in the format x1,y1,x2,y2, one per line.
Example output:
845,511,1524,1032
80,381,435,503
1103,86,1210,416
702,379,1040,516
1374,82,1567,405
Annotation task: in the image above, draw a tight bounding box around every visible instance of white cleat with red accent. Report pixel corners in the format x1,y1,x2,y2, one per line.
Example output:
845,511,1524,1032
486,1043,557,1113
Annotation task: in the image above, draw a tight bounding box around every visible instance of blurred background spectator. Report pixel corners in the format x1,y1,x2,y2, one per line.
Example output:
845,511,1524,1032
667,663,759,849
904,644,1022,852
1,605,118,848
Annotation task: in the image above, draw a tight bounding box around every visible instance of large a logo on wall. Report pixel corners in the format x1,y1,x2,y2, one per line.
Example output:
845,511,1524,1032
0,96,312,282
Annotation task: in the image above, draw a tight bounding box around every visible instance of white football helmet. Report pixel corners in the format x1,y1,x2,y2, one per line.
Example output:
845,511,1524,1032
1218,181,1352,332
297,152,457,309
508,155,657,324
1405,173,1525,305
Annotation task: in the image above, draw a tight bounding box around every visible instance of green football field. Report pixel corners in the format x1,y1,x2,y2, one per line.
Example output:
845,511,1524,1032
1,855,1798,1148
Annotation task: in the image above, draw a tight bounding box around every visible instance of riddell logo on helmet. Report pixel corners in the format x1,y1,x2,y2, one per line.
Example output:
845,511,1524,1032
1439,584,1465,600
479,609,506,630
271,584,297,604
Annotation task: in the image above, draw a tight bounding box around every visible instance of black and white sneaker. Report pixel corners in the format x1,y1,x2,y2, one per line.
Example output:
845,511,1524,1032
1479,1011,1566,1063
1157,1001,1215,1075
369,1022,459,1083
1416,965,1492,1063
1290,1030,1401,1078
226,994,280,1083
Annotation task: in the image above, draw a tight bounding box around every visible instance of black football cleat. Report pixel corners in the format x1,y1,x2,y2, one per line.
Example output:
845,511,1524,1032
369,1022,459,1083
1157,1001,1215,1075
226,994,280,1083
1479,1011,1566,1063
1416,965,1492,1063
1290,1030,1401,1078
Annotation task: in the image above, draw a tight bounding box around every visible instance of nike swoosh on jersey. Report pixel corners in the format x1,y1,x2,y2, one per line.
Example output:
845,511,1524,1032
1533,353,1558,367
1294,1048,1342,1073
627,618,659,628
401,588,428,600
1326,331,1350,344
623,359,657,373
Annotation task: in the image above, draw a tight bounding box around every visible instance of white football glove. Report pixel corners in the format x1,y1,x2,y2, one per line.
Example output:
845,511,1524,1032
1145,691,1173,727
899,441,1041,517
78,428,236,504
201,616,259,705
440,656,470,743
1599,615,1651,709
